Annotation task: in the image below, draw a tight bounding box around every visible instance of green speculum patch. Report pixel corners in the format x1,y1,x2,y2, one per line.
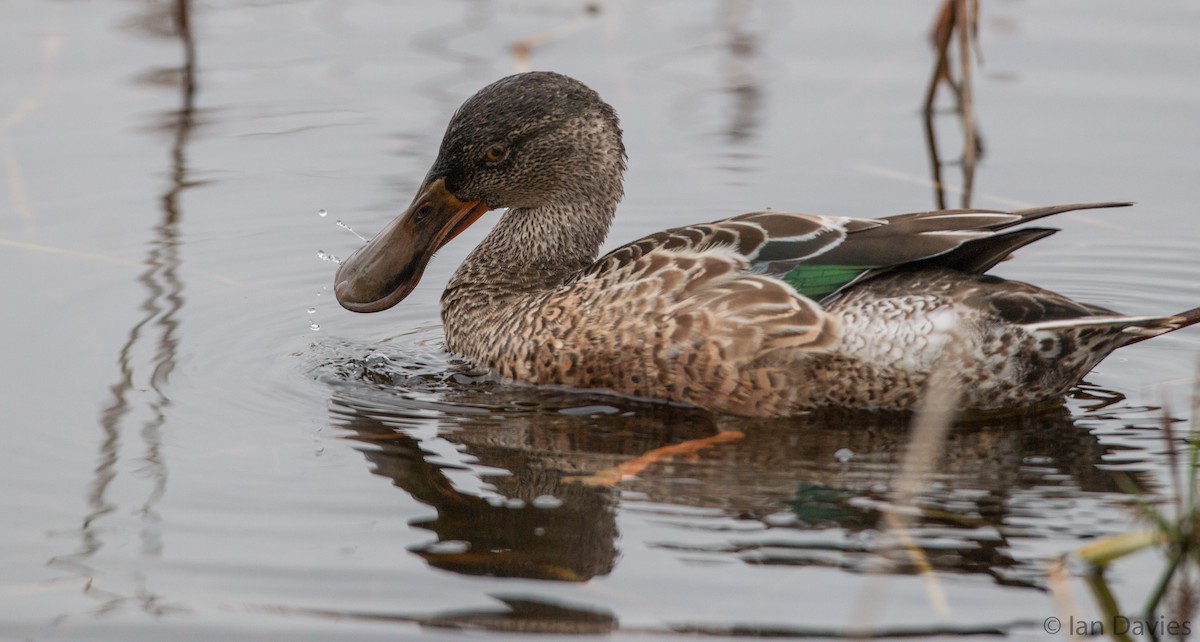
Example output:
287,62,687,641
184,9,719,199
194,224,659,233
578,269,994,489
781,264,873,301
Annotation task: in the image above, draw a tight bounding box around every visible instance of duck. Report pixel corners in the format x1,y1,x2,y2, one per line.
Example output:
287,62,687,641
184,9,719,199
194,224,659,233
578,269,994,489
334,71,1198,417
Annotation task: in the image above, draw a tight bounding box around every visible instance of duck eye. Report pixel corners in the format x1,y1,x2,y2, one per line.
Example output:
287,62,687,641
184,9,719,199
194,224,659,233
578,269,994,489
483,144,508,163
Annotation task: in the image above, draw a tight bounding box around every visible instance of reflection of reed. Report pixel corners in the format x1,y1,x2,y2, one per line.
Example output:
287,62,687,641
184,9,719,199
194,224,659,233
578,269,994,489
715,0,763,147
923,0,982,209
51,0,194,616
511,3,601,72
396,4,495,202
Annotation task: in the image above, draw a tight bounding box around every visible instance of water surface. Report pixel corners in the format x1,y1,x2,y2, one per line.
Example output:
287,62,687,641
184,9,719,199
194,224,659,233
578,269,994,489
3,1,1200,640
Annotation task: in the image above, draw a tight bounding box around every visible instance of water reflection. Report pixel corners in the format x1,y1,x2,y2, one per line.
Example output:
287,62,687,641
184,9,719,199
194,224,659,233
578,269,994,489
699,0,770,183
715,0,765,147
322,346,1152,594
50,0,195,617
268,593,619,636
922,0,983,209
388,2,497,201
345,413,620,582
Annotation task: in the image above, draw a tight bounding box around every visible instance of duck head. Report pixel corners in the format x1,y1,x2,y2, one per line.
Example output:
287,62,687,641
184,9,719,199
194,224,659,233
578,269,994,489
334,71,625,313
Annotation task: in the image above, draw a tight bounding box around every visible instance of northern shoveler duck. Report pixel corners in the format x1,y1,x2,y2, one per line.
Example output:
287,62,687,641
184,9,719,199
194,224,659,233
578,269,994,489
334,71,1198,417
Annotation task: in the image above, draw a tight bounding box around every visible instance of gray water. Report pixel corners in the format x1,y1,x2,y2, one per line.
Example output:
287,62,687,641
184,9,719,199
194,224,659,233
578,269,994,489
3,1,1200,640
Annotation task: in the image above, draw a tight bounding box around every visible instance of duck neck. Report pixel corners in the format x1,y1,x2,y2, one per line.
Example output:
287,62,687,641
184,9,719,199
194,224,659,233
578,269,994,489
445,194,619,300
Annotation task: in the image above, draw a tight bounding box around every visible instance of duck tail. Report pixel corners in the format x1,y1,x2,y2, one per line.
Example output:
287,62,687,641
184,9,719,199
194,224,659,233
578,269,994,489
1007,201,1133,227
1121,306,1200,347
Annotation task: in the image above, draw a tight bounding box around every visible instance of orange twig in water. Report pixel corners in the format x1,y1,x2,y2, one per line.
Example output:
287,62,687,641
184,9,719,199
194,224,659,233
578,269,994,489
566,431,745,487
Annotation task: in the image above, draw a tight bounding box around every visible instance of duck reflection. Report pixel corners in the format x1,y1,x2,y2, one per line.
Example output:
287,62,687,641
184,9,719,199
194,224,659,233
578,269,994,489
345,413,620,582
329,383,726,581
326,364,1151,589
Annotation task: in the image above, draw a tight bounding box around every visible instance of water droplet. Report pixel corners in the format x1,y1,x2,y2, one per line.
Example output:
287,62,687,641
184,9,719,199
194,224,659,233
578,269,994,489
310,322,320,331
364,352,390,367
337,219,368,242
533,527,546,537
834,448,854,463
318,209,328,217
316,250,342,264
306,307,316,314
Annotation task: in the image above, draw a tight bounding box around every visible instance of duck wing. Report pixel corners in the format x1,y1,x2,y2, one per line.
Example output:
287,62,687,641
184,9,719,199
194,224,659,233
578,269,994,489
594,202,1130,301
